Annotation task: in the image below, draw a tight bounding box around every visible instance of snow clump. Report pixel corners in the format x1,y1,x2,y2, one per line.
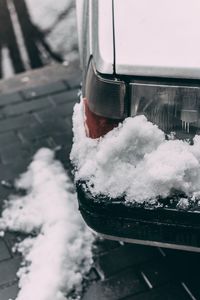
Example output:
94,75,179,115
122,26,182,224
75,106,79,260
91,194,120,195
0,148,94,300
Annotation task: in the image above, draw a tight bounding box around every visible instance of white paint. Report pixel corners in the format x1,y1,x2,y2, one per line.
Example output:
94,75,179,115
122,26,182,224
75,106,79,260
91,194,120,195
92,0,114,74
114,0,200,79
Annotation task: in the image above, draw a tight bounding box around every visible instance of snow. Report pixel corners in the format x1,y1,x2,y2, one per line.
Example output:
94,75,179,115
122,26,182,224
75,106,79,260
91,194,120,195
25,0,78,62
0,148,94,300
70,100,200,204
177,198,190,210
25,0,73,30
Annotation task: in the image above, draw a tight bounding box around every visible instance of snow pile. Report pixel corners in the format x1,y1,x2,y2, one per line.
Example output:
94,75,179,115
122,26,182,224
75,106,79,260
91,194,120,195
71,101,200,204
0,148,94,300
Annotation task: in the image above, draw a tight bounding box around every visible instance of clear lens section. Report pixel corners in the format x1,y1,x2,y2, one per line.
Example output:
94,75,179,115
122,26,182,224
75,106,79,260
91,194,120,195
130,83,200,139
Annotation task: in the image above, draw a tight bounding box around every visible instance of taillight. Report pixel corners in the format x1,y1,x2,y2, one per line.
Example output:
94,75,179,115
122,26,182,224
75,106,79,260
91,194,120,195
83,60,126,138
130,83,200,139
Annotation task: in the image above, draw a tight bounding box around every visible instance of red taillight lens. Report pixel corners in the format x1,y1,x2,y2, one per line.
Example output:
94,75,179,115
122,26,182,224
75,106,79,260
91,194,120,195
83,98,119,139
83,60,126,138
130,83,200,139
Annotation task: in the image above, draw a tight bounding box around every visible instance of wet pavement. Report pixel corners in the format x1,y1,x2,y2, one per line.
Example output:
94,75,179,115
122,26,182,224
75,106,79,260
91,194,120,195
0,62,199,299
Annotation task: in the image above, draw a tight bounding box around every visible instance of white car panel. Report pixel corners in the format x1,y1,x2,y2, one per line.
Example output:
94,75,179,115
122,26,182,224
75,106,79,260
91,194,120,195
114,0,200,79
92,0,114,74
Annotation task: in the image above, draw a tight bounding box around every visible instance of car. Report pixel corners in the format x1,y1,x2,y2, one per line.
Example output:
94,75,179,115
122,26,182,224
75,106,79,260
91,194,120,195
74,0,200,252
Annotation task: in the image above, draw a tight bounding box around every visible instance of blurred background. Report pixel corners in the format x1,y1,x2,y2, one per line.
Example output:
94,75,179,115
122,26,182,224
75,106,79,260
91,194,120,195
0,0,78,79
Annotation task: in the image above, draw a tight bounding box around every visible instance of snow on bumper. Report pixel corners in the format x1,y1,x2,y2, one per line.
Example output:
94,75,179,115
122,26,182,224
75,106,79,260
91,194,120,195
70,100,200,206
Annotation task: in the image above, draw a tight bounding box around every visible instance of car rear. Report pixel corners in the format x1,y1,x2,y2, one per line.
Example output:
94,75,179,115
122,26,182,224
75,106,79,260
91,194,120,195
74,0,200,251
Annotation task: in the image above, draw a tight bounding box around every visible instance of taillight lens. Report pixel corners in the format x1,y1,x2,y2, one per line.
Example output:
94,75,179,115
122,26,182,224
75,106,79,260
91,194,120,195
83,60,126,138
83,98,119,139
130,83,200,139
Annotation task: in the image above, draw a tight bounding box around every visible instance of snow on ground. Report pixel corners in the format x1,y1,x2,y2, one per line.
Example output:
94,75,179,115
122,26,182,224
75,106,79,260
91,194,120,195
25,0,78,62
0,148,94,300
70,100,200,204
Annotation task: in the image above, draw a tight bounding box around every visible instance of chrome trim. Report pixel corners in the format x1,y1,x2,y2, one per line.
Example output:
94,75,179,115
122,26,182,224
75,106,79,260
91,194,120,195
92,0,114,74
92,231,200,253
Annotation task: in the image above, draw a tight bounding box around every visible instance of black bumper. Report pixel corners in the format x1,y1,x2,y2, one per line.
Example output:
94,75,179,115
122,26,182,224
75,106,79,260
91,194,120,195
77,182,200,251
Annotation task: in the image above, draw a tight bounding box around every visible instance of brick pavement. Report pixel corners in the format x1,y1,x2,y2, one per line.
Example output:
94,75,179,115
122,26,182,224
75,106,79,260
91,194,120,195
0,64,199,300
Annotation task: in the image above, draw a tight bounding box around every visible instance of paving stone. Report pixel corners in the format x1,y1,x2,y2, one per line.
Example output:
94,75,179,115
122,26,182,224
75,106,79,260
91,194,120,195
0,283,18,300
93,239,122,256
0,132,21,147
0,158,29,182
56,101,77,117
65,116,73,128
0,115,38,133
3,97,52,117
87,268,101,281
66,74,82,89
83,268,147,300
0,144,31,165
0,239,11,261
140,258,173,288
0,112,4,120
37,101,76,122
0,257,21,287
3,232,26,258
165,249,200,280
19,119,69,144
51,89,79,105
0,92,22,106
0,186,11,206
183,277,200,300
124,283,190,300
55,145,73,170
31,138,53,151
51,131,72,146
95,244,160,278
22,81,67,100
34,108,61,123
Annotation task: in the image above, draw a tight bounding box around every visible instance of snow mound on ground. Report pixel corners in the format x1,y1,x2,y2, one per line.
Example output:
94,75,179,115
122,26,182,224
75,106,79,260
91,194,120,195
0,148,94,300
70,101,200,203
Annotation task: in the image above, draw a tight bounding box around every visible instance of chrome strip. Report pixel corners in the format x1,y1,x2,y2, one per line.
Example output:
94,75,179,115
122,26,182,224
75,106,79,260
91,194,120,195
91,230,200,253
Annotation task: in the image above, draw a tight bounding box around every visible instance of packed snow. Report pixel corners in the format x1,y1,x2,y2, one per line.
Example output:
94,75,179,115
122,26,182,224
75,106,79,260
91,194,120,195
70,100,200,205
0,148,94,300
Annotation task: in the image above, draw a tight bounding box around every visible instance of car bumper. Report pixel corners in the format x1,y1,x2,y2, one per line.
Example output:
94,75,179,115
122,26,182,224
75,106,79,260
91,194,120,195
77,181,200,252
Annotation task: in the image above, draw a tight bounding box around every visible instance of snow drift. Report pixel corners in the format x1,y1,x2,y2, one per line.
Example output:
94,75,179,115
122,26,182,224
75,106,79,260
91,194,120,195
70,101,200,205
0,148,94,300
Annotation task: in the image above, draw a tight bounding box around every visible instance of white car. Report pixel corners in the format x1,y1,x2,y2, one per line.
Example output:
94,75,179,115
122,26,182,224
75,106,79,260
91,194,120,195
75,0,200,252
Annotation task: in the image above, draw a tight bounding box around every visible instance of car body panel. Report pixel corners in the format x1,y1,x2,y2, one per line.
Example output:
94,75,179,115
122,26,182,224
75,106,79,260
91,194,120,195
76,0,114,74
114,0,200,79
91,0,114,74
76,0,90,70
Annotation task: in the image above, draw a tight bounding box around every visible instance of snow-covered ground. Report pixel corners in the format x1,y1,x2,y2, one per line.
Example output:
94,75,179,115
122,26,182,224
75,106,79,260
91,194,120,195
2,0,78,78
0,148,94,300
71,100,200,207
25,0,78,62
